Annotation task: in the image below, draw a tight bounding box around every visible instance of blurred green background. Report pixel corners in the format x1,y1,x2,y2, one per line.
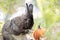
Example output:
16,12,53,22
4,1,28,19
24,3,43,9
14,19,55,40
0,0,60,40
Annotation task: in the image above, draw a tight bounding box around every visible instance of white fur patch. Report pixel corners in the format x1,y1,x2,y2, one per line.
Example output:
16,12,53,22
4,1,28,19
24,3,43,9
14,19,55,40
12,30,34,40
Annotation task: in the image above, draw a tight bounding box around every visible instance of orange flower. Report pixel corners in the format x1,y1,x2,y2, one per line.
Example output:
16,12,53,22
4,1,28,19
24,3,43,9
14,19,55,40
33,28,45,40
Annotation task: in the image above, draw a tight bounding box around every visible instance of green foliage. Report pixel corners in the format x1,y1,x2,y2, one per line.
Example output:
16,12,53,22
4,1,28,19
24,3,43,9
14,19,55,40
41,0,60,27
0,0,24,14
0,0,15,13
37,0,60,40
41,0,60,40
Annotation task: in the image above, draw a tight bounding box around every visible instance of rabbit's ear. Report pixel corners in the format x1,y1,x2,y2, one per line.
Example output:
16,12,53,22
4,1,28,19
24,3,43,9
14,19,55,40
28,4,33,14
26,3,29,13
